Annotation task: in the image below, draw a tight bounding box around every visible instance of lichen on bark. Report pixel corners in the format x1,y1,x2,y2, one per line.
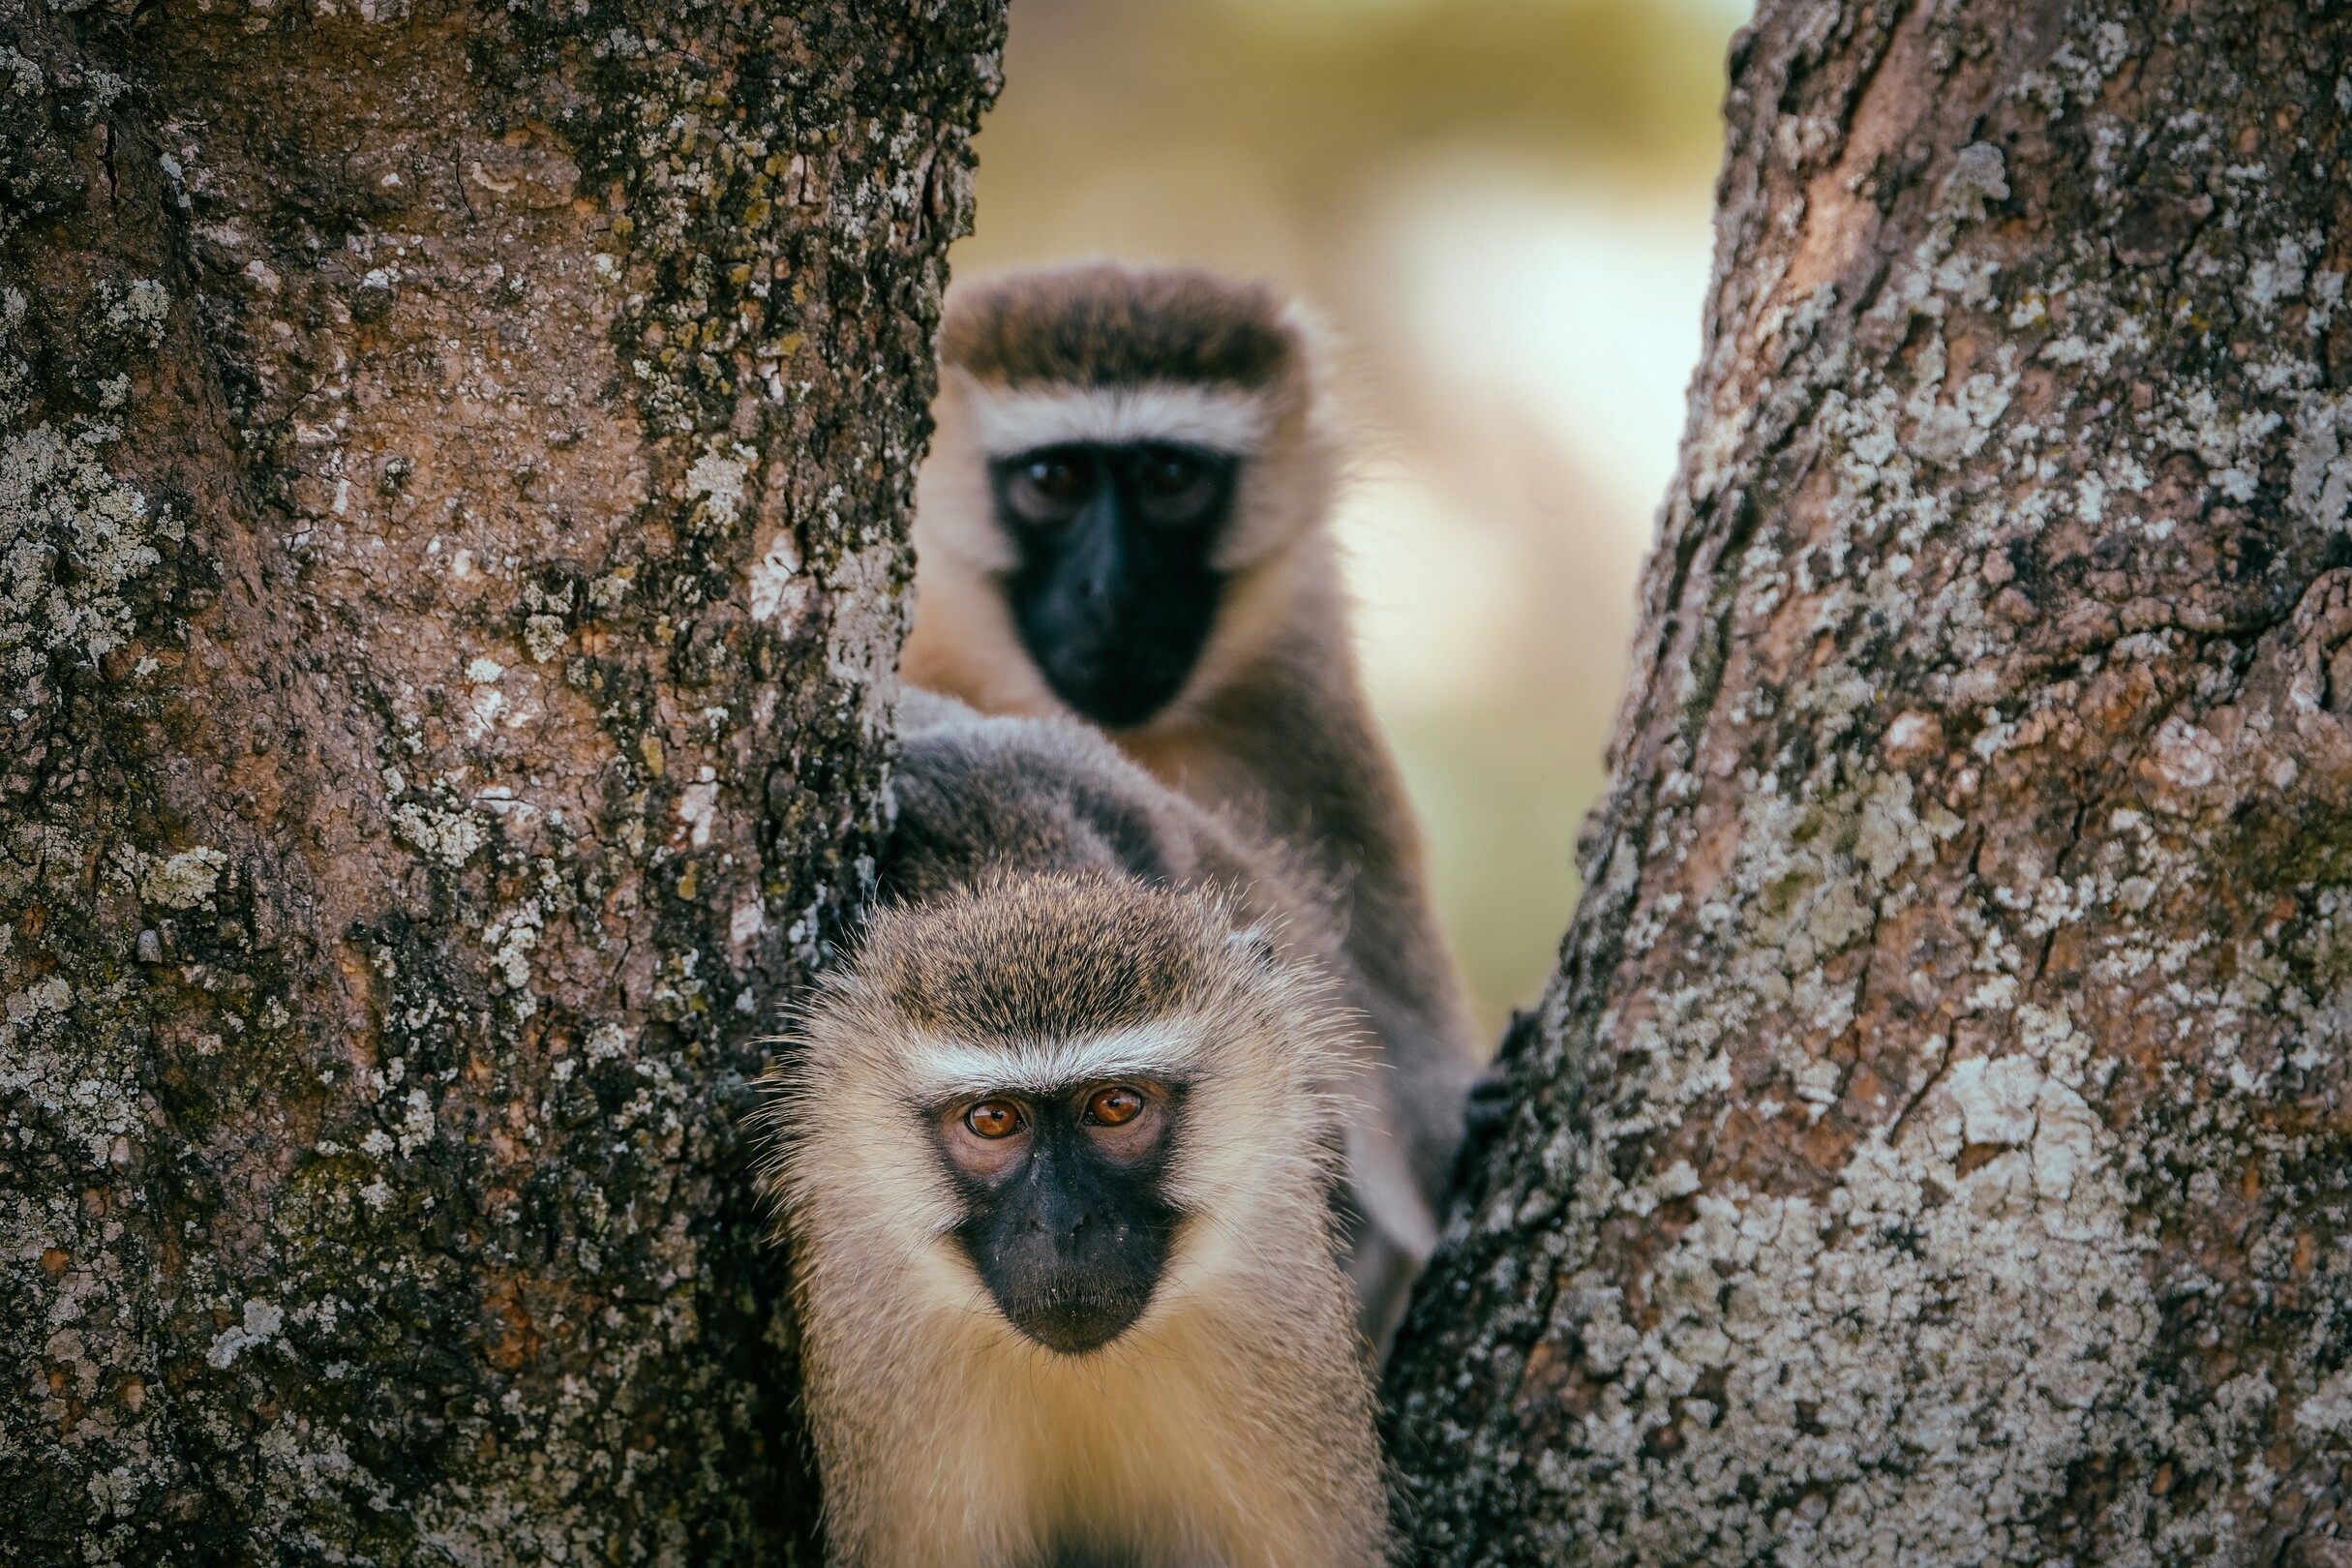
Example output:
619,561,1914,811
0,0,1004,1560
1387,1,2352,1563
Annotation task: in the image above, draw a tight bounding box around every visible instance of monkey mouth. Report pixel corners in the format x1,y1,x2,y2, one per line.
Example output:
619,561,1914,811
996,1280,1155,1355
1030,615,1208,731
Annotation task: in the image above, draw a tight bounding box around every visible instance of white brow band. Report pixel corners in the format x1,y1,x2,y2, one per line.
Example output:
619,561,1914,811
899,1024,1205,1101
965,383,1271,457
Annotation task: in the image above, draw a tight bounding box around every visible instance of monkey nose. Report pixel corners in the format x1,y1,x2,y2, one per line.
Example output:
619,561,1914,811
974,1192,1166,1354
1018,1208,1096,1244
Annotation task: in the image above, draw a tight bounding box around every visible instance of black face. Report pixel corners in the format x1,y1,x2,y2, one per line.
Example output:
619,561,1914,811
935,1080,1183,1354
990,442,1239,729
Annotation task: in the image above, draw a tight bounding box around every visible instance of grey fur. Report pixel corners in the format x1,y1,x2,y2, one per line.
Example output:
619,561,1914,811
885,690,1333,949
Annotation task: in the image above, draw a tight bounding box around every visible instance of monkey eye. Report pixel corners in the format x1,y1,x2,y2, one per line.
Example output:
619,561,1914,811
1084,1085,1146,1127
1024,455,1088,499
1137,448,1205,498
998,448,1097,529
964,1100,1026,1139
1129,444,1227,526
999,448,1097,529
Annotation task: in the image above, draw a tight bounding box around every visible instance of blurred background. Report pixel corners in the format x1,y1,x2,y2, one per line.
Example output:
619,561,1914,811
948,0,1747,1040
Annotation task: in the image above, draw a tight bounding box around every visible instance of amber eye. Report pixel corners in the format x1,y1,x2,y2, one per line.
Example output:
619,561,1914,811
1085,1085,1145,1127
964,1100,1024,1139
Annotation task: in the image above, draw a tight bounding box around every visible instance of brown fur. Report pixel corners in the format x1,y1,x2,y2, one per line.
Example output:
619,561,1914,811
903,263,1485,1344
858,865,1229,1042
942,262,1297,390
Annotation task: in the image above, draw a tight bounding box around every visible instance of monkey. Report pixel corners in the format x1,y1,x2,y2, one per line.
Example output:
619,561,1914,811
761,694,1394,1568
901,261,1483,1342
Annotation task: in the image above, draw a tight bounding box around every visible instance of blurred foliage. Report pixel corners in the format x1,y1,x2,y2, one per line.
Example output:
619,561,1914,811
973,0,1736,209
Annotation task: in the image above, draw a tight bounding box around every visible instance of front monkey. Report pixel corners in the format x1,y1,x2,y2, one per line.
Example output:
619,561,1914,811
766,871,1390,1568
904,263,1483,1336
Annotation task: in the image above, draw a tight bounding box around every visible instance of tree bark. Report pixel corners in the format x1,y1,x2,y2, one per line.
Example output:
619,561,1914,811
1388,1,2352,1563
0,0,1000,1560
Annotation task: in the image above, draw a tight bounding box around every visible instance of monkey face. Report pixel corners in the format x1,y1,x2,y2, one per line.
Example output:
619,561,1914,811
934,1077,1185,1353
990,442,1238,728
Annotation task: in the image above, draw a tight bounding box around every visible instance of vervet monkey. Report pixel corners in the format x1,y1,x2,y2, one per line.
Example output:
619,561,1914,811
903,263,1482,1336
762,697,1392,1568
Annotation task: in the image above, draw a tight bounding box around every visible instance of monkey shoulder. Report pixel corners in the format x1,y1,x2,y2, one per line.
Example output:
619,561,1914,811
885,689,1337,953
887,689,1183,892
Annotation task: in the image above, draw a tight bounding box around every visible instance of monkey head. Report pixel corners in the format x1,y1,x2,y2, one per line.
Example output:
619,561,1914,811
765,870,1351,1360
907,262,1343,732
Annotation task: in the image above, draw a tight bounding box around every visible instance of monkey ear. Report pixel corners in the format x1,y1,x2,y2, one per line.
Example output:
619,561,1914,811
1224,925,1280,974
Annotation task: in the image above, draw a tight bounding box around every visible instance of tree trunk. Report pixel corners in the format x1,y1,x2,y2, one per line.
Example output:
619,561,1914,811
0,0,1000,1559
1387,1,2352,1562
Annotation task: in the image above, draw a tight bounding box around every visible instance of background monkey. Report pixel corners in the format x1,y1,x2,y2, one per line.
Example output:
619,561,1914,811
903,262,1482,1338
764,695,1392,1568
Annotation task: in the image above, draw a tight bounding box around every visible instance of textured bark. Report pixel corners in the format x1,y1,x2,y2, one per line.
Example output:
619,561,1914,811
1388,1,2352,1563
0,0,1001,1560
